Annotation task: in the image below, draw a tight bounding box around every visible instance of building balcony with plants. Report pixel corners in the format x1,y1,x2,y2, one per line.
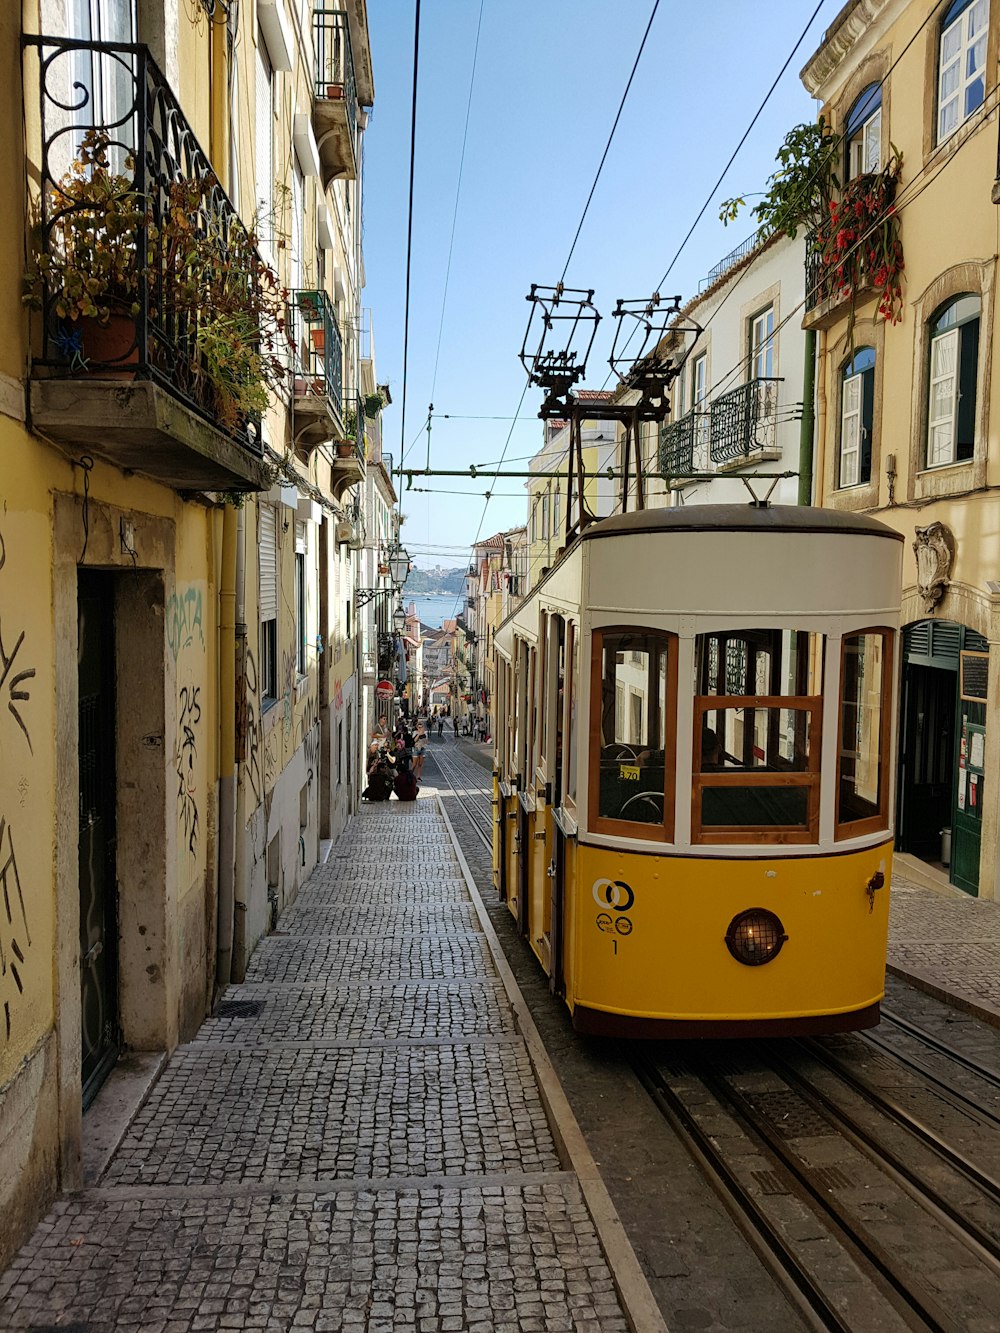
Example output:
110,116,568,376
312,9,363,184
290,288,344,449
803,161,903,331
22,36,281,493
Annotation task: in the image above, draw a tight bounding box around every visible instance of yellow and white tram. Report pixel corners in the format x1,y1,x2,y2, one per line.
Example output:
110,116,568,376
492,504,903,1038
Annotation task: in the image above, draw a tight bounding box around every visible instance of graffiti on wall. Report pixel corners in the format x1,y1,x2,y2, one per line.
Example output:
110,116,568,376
0,519,35,1039
241,648,264,805
170,584,205,860
174,684,201,856
0,816,30,1041
166,586,204,663
0,529,35,756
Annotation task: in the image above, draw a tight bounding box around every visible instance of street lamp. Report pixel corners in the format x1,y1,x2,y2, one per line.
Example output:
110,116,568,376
392,603,407,634
388,544,410,586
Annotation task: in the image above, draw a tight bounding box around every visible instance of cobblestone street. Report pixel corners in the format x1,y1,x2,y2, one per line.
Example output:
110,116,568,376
0,799,632,1333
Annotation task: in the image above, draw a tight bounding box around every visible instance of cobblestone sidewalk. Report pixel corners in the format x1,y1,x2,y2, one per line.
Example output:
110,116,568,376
0,797,630,1332
888,873,1000,1026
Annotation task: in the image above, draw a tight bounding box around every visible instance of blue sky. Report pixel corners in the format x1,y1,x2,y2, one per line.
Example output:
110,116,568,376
361,0,826,568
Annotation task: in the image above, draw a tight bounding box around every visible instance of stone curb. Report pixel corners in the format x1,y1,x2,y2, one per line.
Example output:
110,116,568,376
886,962,1000,1030
437,794,669,1333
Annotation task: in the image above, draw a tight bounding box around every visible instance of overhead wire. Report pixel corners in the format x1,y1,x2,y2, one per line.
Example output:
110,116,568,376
662,0,942,407
673,71,1000,436
397,0,422,489
429,0,485,398
448,0,664,617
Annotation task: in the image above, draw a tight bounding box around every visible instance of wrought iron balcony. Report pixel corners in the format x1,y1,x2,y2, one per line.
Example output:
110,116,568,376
709,378,781,466
291,289,343,447
803,173,898,326
23,36,272,492
659,410,711,478
329,390,365,498
699,231,760,292
313,10,358,182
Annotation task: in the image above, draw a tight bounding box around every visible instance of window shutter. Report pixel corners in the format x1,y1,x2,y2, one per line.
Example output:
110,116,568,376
260,504,277,620
255,38,273,257
840,372,862,487
927,328,958,466
295,519,307,555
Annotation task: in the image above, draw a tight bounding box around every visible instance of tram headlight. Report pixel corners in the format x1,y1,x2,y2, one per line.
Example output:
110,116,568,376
725,909,787,966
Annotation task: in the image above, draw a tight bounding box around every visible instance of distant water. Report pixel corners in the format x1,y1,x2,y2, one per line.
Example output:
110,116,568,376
408,594,461,630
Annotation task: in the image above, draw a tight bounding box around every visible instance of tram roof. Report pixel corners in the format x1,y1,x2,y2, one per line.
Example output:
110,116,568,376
580,504,905,543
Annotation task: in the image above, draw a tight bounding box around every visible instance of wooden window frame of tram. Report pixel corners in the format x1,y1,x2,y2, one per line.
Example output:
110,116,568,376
834,626,895,843
587,626,679,843
690,694,823,847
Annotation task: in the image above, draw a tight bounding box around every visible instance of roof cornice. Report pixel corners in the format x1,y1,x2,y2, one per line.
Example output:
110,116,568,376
800,0,896,97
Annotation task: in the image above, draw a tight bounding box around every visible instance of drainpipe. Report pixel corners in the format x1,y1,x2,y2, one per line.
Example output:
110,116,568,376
216,502,237,989
797,327,817,506
231,505,249,982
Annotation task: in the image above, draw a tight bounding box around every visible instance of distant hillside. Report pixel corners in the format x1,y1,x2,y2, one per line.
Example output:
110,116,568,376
406,565,467,595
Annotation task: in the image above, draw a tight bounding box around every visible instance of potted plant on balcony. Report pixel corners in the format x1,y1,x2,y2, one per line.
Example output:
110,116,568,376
154,175,291,430
24,128,149,367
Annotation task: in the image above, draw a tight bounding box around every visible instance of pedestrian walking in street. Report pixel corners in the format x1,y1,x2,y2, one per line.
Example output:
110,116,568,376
413,725,427,779
437,715,444,738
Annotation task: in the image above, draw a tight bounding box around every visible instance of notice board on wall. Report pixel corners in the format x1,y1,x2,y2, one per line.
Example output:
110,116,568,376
960,650,989,704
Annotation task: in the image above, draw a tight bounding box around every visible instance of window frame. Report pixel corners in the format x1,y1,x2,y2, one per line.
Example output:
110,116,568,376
936,0,988,146
925,293,980,469
839,347,875,488
749,306,774,381
845,84,883,179
835,628,895,841
691,694,823,846
587,626,678,842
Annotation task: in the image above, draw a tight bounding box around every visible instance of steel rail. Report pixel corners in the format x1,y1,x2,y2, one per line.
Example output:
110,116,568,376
770,1045,1000,1272
796,1038,1000,1208
695,1061,959,1332
879,1008,1000,1090
631,1054,866,1333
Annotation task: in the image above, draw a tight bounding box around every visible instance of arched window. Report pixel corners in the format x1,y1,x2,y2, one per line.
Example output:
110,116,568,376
927,293,980,467
845,84,882,178
937,0,988,144
839,347,875,488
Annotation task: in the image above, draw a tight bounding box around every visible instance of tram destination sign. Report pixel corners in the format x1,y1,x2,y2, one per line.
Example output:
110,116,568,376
960,650,989,703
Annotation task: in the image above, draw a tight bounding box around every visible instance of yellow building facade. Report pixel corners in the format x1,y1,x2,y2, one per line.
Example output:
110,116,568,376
802,0,1000,898
1,0,374,1266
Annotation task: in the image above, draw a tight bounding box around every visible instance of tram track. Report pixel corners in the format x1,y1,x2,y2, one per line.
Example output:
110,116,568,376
633,1039,1000,1332
430,741,1000,1327
426,739,494,851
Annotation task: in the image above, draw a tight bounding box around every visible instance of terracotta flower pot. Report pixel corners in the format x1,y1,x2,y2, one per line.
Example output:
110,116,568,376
79,312,139,376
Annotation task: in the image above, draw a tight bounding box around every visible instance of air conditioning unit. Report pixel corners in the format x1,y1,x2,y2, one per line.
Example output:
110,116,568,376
335,518,363,549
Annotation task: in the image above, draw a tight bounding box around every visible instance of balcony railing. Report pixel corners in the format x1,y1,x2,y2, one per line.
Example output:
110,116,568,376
804,173,898,315
24,36,272,462
699,231,760,291
313,10,358,180
291,288,343,420
709,378,781,466
659,410,710,477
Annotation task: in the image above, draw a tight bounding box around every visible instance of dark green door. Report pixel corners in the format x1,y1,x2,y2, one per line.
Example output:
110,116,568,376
953,710,986,895
898,662,955,862
78,572,119,1107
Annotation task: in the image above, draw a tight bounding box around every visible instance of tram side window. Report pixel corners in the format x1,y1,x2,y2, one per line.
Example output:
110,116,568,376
838,630,892,835
693,629,823,841
594,630,672,831
566,623,579,807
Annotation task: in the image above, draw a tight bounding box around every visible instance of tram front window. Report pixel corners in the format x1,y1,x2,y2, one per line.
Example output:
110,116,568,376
693,629,823,841
596,630,669,826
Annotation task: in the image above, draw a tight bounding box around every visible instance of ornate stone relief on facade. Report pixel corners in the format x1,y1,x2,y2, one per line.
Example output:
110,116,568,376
913,522,956,613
